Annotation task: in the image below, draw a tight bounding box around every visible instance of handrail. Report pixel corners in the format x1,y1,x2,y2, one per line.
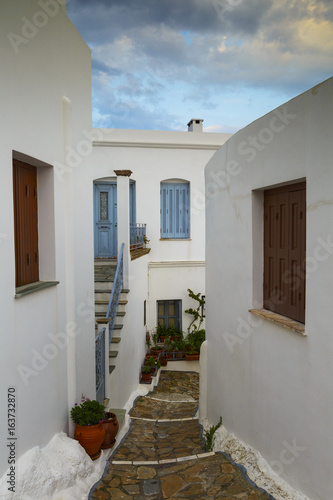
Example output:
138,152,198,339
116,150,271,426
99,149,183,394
95,327,106,402
106,243,124,348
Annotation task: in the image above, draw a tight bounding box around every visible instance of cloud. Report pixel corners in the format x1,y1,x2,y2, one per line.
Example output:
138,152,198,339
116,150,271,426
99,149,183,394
67,0,333,130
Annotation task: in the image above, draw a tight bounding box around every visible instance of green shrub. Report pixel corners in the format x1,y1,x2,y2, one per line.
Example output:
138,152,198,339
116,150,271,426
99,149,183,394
204,416,222,451
70,398,105,426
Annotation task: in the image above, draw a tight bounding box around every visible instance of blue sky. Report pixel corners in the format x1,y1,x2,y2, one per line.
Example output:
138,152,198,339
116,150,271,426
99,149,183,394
67,0,333,133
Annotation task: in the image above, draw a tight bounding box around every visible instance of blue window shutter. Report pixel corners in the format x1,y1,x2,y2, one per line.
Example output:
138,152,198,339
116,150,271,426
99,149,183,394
175,183,189,238
161,182,189,239
160,185,169,238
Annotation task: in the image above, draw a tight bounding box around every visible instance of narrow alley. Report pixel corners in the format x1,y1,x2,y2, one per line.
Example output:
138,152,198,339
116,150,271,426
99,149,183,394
90,372,273,499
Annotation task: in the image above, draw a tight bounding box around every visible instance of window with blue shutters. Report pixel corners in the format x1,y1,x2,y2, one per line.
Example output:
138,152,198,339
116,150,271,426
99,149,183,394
157,300,182,329
160,182,190,239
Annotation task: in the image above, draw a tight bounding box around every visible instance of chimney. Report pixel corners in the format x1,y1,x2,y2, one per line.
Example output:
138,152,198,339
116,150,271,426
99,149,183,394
187,119,204,132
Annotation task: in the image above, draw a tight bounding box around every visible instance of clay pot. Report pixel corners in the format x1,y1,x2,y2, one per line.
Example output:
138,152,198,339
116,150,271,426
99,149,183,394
101,412,119,449
74,423,105,460
160,356,168,366
141,371,152,382
185,353,200,361
150,347,163,356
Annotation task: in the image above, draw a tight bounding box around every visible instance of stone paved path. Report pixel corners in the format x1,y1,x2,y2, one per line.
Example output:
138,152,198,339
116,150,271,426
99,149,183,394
91,371,274,499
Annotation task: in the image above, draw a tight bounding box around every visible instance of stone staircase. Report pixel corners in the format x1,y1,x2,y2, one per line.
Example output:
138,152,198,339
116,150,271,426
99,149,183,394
94,260,129,374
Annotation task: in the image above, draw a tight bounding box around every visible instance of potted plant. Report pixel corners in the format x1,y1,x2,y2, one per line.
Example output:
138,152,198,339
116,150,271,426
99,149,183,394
160,352,168,366
141,364,153,382
174,339,186,359
101,412,119,449
70,397,106,460
185,336,200,360
145,331,151,353
156,323,167,343
150,332,163,356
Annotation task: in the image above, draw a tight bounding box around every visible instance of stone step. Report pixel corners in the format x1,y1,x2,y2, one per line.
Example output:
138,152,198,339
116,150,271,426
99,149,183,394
94,289,130,299
94,281,113,292
94,259,117,266
95,312,125,321
94,323,123,332
95,299,128,306
107,408,126,428
111,337,121,344
95,305,126,316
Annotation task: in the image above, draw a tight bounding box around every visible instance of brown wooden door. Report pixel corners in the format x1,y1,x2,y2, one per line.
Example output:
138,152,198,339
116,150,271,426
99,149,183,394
13,160,39,287
264,182,306,323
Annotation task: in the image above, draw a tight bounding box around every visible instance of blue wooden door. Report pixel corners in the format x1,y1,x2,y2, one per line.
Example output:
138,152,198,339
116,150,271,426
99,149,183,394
94,183,117,258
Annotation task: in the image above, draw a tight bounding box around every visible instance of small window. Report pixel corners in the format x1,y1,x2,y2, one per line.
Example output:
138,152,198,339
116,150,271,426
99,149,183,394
160,182,190,239
157,300,182,329
263,182,306,323
13,160,39,287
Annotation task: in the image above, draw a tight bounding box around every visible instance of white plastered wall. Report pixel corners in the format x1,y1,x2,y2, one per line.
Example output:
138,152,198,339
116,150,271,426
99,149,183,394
0,0,95,477
205,78,333,500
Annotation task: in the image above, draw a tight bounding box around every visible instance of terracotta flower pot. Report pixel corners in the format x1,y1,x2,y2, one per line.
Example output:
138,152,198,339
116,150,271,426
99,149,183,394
101,412,119,449
185,353,200,361
150,347,163,356
141,371,152,382
74,422,105,460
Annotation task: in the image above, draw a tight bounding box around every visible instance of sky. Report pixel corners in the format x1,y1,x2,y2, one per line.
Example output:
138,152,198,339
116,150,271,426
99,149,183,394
67,0,333,133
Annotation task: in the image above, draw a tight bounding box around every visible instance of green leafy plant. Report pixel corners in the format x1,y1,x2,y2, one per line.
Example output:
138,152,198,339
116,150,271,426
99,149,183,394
188,329,206,351
204,417,222,452
146,331,151,349
143,364,151,374
145,356,156,367
185,289,205,335
70,397,105,426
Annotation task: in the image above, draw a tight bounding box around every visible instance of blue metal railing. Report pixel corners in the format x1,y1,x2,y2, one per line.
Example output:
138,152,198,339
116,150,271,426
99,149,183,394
130,223,147,251
106,243,124,348
95,327,106,403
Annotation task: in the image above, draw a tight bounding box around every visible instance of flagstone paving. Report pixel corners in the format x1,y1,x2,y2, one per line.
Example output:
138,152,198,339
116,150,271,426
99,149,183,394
90,371,274,499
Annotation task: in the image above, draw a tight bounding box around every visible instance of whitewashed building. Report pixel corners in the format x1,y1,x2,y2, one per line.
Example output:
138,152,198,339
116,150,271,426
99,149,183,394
0,0,99,485
91,124,232,408
204,77,333,500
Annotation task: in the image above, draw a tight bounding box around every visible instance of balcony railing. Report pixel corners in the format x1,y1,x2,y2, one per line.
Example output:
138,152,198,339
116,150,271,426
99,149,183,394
130,223,147,251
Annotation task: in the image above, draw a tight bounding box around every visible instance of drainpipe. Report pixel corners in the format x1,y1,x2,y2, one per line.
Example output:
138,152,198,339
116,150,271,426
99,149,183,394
114,170,132,290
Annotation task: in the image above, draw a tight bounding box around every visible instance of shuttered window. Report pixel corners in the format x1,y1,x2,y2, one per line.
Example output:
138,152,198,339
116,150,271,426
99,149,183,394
13,160,39,287
157,300,182,329
160,182,190,238
263,182,306,323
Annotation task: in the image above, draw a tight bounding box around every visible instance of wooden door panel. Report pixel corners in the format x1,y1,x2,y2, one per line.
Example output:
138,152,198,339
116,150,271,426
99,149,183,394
13,160,39,287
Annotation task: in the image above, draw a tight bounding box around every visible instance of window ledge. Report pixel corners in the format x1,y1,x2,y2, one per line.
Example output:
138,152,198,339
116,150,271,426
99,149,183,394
249,309,306,336
160,238,192,241
15,281,59,298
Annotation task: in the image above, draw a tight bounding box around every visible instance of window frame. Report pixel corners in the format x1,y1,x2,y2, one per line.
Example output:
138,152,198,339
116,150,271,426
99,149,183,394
157,300,182,330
